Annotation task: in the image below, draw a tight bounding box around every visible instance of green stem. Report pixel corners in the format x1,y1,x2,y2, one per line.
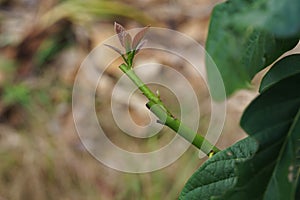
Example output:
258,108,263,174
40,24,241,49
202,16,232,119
119,64,172,116
146,101,220,155
119,63,220,156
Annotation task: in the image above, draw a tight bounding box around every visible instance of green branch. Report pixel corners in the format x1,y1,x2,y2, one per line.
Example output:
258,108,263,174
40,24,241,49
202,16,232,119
119,63,220,156
108,22,220,156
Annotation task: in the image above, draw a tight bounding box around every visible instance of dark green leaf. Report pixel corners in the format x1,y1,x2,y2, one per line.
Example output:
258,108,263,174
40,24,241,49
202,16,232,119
206,0,298,99
219,73,300,199
260,54,300,92
264,109,300,199
229,0,300,38
180,73,300,199
296,178,300,199
179,137,258,200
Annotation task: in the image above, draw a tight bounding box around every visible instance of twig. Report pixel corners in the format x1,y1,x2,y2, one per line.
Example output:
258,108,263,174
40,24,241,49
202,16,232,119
119,63,220,156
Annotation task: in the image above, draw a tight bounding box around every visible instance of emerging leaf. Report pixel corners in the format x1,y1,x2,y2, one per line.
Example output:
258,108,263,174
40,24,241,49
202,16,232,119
135,39,147,54
106,23,150,66
114,22,131,50
124,33,132,53
114,22,125,35
132,26,149,49
104,44,123,55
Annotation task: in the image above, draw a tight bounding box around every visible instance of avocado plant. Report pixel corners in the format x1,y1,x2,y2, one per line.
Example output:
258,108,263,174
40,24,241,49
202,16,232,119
180,0,300,199
107,0,300,199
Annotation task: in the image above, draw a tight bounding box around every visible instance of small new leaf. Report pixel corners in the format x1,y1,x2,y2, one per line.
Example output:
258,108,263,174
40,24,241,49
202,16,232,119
104,44,123,55
114,22,127,48
132,26,150,49
106,22,150,67
124,33,132,53
135,39,147,54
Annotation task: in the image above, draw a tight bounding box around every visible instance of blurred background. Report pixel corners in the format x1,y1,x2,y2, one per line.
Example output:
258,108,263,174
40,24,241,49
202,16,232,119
0,0,258,199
